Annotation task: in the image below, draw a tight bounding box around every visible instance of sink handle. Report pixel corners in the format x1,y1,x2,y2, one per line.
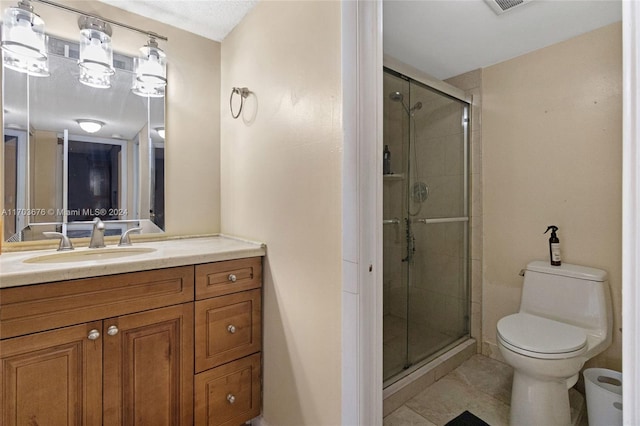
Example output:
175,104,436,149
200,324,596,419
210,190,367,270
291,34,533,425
43,231,74,251
118,227,142,246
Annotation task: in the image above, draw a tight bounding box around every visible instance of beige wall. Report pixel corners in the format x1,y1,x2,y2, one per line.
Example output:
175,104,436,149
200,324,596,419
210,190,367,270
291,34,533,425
220,1,342,425
482,23,622,370
33,130,59,223
1,0,221,242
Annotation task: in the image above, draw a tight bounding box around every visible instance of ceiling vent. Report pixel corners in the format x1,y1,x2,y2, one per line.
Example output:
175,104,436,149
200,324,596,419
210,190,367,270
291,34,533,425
484,0,531,15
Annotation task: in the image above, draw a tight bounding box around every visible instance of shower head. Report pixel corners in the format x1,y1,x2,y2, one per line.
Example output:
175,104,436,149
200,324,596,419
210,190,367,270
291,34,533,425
389,91,411,115
389,91,404,102
389,91,422,116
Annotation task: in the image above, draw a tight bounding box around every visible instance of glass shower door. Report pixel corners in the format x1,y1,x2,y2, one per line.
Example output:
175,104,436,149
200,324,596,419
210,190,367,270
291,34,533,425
406,82,470,366
383,67,470,385
383,71,410,381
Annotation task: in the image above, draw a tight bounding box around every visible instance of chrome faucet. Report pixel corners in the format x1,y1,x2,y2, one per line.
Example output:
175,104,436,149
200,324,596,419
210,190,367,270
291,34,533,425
43,231,74,251
89,217,106,248
118,227,142,246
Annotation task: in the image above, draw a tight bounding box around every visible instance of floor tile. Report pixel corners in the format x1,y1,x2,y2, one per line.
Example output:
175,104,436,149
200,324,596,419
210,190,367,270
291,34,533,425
383,406,437,426
404,372,510,426
451,354,513,404
384,354,588,426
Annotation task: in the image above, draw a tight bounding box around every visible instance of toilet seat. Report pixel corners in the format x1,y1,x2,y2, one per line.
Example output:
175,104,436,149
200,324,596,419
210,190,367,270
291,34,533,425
497,313,588,359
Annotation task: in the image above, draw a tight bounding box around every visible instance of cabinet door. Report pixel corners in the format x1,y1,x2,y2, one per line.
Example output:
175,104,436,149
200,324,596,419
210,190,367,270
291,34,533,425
0,322,103,426
103,303,194,425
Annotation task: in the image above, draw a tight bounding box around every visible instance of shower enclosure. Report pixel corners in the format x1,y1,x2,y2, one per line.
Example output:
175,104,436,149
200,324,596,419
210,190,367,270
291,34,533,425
383,67,470,385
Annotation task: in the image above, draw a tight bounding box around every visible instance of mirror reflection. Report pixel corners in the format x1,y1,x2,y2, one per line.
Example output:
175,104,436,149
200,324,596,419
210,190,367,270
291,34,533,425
2,9,166,243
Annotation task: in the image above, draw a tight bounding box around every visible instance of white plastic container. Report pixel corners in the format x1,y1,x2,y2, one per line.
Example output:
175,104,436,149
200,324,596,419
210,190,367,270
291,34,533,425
583,368,622,426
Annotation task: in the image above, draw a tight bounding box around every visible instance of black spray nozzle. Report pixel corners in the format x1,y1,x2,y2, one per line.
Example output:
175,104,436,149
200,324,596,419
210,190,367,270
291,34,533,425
544,225,559,235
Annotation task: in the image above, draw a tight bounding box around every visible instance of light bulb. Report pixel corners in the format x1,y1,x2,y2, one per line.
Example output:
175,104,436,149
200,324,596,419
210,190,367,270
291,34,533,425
77,119,104,133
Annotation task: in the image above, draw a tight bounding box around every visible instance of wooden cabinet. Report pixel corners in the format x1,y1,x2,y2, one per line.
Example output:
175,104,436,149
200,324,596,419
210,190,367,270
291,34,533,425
0,322,103,425
195,257,263,426
195,353,261,426
103,304,193,425
195,289,262,372
0,267,194,426
0,256,263,425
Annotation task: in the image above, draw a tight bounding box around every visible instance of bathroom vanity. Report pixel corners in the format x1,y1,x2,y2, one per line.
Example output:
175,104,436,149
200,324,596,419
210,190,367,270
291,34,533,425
0,236,265,426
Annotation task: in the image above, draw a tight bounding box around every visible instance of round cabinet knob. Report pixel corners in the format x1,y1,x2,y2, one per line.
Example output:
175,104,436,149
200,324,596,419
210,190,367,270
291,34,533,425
228,274,237,283
227,324,237,334
227,394,236,404
88,329,100,340
107,325,119,336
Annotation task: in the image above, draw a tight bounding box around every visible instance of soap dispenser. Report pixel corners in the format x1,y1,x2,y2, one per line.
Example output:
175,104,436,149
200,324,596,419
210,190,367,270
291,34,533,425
544,225,561,266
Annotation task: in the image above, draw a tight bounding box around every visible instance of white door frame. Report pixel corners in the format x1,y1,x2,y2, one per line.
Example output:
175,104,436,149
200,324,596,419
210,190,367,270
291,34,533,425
341,0,383,425
622,2,639,424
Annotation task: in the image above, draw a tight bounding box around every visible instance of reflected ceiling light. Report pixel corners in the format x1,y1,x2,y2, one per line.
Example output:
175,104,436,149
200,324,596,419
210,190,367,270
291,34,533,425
78,16,114,88
155,127,165,139
1,0,49,76
77,119,104,133
135,37,166,88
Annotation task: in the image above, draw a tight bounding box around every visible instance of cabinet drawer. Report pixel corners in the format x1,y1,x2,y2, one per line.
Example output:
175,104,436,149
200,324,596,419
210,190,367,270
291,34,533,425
0,266,194,339
195,257,261,299
195,353,261,426
195,289,261,372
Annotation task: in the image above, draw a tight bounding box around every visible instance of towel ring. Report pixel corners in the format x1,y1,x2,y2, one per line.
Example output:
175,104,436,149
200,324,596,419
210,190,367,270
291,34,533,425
230,87,250,119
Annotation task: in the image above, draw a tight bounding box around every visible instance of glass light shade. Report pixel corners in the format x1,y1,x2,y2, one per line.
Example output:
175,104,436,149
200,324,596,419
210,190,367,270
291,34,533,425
2,4,47,59
78,17,114,84
134,39,166,87
156,127,165,139
132,80,165,98
77,119,104,133
1,2,49,76
3,50,49,76
79,67,111,89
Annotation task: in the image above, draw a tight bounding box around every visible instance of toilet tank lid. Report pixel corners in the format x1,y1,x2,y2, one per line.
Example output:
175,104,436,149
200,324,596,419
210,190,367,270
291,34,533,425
526,261,608,282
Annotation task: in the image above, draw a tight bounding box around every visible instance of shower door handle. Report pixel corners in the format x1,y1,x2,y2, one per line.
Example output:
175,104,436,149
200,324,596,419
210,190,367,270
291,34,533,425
383,218,401,225
413,217,469,224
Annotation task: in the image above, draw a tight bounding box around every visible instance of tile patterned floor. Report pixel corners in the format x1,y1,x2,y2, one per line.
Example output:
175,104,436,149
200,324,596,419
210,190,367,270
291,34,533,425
384,354,589,426
384,354,512,426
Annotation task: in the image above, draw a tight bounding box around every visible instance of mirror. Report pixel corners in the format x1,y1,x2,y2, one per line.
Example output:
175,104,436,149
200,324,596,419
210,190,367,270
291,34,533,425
2,10,165,243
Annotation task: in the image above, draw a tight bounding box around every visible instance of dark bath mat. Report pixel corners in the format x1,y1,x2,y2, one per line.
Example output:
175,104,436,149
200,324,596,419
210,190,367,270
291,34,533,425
445,410,490,426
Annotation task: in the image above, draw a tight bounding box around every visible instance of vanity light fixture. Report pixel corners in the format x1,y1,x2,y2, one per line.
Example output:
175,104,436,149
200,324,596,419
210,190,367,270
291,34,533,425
77,119,104,133
155,127,165,139
135,37,166,87
78,16,114,88
1,0,49,76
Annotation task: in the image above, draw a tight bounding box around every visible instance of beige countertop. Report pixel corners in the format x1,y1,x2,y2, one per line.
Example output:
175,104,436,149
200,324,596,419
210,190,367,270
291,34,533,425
0,235,266,288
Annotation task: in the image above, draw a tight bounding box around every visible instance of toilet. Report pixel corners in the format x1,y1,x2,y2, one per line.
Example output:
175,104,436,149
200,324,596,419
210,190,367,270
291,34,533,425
497,261,613,426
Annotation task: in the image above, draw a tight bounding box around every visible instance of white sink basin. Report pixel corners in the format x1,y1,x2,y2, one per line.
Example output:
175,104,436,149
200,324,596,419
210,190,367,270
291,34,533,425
24,247,156,264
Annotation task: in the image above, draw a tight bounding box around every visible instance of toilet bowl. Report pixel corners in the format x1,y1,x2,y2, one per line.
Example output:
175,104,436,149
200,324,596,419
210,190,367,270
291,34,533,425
497,261,612,426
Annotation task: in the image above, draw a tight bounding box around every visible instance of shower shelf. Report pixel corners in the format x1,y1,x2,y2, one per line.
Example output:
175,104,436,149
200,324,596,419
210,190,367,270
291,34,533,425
383,173,405,181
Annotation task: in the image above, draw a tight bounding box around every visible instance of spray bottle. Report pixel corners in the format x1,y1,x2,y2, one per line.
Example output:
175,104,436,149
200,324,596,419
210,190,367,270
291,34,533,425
544,225,561,266
383,145,391,175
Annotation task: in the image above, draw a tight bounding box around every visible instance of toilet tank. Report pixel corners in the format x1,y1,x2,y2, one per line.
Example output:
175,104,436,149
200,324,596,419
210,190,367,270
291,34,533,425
520,261,612,335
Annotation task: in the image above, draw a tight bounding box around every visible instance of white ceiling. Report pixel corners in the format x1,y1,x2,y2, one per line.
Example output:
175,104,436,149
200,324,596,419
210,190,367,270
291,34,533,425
384,0,622,80
98,0,622,81
98,0,258,42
